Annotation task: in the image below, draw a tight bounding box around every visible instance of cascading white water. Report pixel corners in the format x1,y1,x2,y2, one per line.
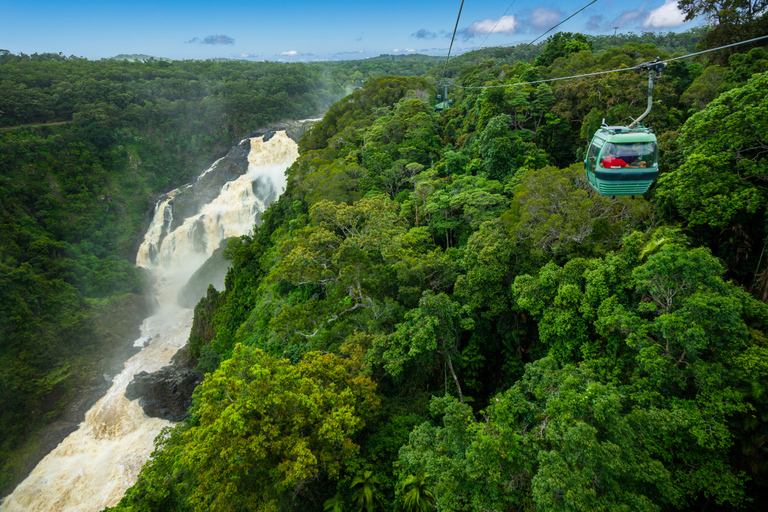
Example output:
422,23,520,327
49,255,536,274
1,132,298,512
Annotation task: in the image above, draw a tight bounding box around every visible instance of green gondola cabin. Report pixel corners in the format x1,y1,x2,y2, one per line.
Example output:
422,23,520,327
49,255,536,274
584,125,659,196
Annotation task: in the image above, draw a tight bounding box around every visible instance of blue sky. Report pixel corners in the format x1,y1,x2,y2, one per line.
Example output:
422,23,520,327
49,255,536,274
2,0,703,62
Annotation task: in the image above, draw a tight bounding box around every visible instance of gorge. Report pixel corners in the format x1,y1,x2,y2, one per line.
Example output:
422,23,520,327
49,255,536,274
0,132,299,512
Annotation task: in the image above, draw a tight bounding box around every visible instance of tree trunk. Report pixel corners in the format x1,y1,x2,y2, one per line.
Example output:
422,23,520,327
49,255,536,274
443,351,463,404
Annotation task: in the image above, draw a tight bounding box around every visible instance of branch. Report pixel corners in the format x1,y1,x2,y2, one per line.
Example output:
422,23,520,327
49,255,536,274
294,288,373,338
295,327,321,338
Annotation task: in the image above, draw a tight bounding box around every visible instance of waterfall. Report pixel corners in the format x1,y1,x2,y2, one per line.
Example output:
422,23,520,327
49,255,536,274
0,132,298,512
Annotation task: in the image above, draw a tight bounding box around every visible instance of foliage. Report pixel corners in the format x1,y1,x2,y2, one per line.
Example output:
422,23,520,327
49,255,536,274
656,71,768,230
383,291,473,403
535,32,593,68
503,164,653,260
110,345,380,512
678,0,768,62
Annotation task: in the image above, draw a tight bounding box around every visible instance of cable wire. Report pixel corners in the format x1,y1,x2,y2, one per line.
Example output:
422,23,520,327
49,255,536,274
478,0,519,50
443,0,467,78
656,34,768,64
457,33,768,90
443,0,596,78
508,0,598,60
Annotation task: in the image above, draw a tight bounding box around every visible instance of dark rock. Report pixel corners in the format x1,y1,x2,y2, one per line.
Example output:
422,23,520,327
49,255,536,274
17,421,80,481
125,346,203,422
244,119,319,143
166,139,252,233
171,344,198,368
176,240,231,309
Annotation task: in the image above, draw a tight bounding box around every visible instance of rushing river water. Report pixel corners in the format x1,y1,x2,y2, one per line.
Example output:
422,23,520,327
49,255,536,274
1,132,298,512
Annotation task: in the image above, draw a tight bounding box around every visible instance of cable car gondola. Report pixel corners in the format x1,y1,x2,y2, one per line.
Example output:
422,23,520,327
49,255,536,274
584,58,666,196
584,124,659,196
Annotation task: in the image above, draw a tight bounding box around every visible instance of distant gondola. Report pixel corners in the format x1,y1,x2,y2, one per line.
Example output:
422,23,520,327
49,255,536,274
583,58,666,196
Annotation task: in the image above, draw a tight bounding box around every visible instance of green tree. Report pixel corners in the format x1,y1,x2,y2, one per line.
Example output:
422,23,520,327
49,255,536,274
656,71,768,230
112,346,380,512
535,32,593,67
270,194,406,343
680,65,726,110
476,114,515,180
498,358,679,512
351,470,383,512
677,0,768,61
398,474,435,512
454,219,515,319
383,292,473,402
503,164,652,260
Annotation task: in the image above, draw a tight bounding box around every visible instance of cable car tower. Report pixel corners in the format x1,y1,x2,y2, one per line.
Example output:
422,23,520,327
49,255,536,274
584,58,666,196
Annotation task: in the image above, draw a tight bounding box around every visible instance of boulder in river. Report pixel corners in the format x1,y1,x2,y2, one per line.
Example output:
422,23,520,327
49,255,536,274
125,346,203,422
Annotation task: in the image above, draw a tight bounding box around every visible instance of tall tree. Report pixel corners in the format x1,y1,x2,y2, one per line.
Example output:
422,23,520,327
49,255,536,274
383,292,473,403
677,0,768,58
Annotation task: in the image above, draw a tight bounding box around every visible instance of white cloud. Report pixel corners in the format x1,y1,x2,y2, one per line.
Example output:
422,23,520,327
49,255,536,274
644,0,688,28
529,8,562,31
280,50,300,56
466,15,519,36
393,48,416,53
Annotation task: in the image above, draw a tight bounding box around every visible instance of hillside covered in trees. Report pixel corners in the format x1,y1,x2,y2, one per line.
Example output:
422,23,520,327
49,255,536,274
100,26,768,512
2,22,768,512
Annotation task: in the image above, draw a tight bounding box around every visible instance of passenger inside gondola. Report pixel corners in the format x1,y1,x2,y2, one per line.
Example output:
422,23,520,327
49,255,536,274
600,142,656,169
600,145,627,168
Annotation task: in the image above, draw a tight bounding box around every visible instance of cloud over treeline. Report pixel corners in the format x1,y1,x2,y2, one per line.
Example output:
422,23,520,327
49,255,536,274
464,15,518,39
280,50,316,57
643,0,688,28
185,35,235,45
